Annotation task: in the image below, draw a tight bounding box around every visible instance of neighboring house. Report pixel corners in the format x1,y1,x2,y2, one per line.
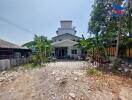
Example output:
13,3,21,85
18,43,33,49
0,39,31,70
51,20,82,59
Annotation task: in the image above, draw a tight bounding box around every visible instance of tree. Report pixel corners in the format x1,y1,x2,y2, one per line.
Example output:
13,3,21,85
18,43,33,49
22,41,35,48
78,36,95,57
128,0,132,36
88,0,112,62
23,35,51,65
88,0,131,69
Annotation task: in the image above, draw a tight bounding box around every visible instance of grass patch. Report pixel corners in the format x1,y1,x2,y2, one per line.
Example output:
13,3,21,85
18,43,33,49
0,63,46,74
21,63,35,70
87,68,102,76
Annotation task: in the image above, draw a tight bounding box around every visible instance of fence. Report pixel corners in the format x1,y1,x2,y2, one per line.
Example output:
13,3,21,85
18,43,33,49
0,58,30,70
106,47,132,57
93,47,132,63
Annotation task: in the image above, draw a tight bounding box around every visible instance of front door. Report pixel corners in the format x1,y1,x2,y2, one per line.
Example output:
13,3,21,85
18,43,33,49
55,47,67,59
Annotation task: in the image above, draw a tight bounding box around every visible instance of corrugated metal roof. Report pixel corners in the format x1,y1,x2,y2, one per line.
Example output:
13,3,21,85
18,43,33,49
0,39,28,49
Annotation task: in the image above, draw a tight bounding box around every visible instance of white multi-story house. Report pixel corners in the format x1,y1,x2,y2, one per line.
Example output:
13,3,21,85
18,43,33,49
51,20,82,59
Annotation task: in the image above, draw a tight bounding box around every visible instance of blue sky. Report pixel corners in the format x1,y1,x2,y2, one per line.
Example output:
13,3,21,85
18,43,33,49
0,0,94,45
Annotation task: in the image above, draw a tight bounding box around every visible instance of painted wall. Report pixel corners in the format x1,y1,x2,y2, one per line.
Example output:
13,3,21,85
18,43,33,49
60,21,72,29
56,21,76,36
68,46,82,58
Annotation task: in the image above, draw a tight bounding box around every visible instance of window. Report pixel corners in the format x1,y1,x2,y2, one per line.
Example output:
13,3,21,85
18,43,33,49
71,50,77,54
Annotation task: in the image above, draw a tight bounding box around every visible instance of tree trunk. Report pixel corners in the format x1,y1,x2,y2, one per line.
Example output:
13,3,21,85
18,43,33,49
128,0,132,36
112,17,121,67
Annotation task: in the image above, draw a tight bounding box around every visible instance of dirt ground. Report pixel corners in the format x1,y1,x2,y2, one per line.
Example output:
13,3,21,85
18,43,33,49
0,61,132,100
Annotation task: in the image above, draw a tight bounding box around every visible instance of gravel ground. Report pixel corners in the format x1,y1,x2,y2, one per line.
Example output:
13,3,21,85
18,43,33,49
0,61,132,100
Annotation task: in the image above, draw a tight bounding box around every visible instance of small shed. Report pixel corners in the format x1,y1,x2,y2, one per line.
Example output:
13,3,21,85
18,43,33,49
0,39,31,59
0,39,31,70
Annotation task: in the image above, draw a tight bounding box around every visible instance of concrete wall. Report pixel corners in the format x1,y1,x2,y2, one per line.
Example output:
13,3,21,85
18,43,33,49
57,29,76,36
0,58,29,70
130,0,132,10
61,21,72,29
0,59,10,70
56,21,76,36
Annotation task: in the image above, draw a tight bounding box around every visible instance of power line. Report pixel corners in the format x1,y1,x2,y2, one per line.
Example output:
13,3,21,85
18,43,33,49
0,15,34,34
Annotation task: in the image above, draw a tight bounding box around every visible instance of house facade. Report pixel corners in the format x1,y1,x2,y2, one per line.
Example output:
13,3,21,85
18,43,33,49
51,21,82,59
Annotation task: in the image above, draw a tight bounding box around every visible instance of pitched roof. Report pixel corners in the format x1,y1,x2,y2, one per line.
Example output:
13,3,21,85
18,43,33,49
0,39,28,49
52,33,81,39
51,39,78,47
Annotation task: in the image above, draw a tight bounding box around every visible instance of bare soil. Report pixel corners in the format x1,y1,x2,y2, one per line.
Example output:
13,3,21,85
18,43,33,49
0,61,132,100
